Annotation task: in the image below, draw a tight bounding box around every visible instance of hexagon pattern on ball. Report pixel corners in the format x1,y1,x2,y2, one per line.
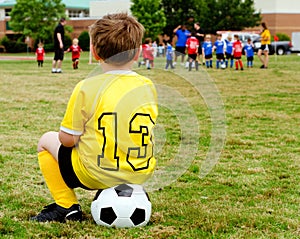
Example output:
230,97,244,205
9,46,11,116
91,184,151,227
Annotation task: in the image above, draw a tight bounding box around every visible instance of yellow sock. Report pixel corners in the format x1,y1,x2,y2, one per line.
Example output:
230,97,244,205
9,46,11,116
38,151,78,208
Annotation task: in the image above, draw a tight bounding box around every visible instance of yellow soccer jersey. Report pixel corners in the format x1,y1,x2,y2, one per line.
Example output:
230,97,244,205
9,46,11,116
60,70,158,189
261,29,271,45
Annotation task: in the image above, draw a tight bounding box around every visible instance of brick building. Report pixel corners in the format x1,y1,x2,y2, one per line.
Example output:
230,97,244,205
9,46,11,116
252,0,300,37
0,0,93,40
0,0,299,43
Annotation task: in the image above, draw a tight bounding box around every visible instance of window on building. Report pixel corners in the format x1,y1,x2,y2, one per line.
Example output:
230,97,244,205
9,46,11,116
68,10,89,18
5,8,12,17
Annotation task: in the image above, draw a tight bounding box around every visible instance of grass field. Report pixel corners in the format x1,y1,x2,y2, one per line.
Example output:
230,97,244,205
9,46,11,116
0,52,299,238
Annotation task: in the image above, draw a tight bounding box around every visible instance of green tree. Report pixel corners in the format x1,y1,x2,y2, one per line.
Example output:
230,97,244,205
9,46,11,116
162,0,261,35
204,0,261,33
78,31,90,51
162,0,207,36
130,0,166,41
9,0,66,43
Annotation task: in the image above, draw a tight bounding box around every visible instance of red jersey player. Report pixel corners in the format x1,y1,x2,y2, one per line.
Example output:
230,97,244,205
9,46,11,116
232,34,244,71
186,32,199,71
65,38,82,69
138,38,154,69
143,38,154,69
35,43,45,67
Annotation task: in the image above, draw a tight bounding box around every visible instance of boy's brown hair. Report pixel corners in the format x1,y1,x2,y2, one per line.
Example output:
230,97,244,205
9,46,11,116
89,12,144,65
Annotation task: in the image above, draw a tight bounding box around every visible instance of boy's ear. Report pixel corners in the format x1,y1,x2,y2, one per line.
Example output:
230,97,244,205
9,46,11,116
91,45,102,61
133,46,142,61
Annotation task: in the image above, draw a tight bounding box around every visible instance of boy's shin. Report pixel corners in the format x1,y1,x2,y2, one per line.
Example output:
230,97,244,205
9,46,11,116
38,151,78,208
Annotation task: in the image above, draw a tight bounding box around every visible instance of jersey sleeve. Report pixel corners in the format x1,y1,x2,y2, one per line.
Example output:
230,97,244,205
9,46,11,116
60,80,86,136
186,38,189,47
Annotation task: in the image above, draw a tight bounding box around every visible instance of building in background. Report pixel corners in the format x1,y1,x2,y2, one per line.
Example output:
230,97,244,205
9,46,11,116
0,0,300,42
252,0,300,37
0,0,93,40
89,0,131,18
0,0,133,40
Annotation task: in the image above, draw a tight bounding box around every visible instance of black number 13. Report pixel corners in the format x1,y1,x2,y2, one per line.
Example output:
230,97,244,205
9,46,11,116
97,112,155,172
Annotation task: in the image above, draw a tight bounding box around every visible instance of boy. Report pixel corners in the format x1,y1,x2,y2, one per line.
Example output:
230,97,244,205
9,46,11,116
232,34,244,70
202,35,213,68
244,38,254,68
185,31,199,71
225,35,234,68
65,38,82,69
35,43,45,67
165,42,175,69
213,34,225,69
31,13,158,223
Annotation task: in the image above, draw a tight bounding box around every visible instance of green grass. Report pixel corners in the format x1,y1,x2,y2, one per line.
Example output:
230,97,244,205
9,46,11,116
0,52,299,238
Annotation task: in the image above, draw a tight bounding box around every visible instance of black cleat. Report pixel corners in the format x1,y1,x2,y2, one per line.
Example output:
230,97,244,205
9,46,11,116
31,203,82,223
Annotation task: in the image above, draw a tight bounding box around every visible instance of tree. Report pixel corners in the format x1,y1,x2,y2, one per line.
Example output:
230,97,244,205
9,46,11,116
203,0,261,33
162,0,261,36
130,0,166,41
9,0,66,43
78,31,90,51
162,0,207,37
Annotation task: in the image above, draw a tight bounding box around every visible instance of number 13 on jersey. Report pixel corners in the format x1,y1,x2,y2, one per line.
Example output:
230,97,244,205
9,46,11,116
97,112,155,172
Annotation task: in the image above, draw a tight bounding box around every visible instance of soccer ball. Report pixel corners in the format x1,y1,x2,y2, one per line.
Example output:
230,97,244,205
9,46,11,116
91,184,151,227
220,63,226,69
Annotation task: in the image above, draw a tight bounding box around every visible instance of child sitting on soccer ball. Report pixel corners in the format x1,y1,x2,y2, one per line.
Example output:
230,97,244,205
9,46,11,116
31,13,158,223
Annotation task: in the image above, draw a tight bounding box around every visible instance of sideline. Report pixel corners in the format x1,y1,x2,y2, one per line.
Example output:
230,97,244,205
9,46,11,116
0,55,35,60
0,55,53,60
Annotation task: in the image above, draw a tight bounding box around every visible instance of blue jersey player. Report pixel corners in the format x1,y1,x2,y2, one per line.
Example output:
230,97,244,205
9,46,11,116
165,43,175,69
225,35,234,68
244,38,254,67
202,34,213,68
213,34,225,69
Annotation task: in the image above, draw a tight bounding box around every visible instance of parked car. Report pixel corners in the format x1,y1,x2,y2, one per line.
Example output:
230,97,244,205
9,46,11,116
221,32,260,43
220,31,260,47
252,36,292,55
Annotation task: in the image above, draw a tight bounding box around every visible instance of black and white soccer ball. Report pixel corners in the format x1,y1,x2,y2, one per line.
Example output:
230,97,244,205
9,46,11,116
91,184,151,227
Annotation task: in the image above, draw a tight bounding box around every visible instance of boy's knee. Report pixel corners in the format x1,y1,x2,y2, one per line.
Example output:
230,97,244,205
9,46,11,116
37,131,58,152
